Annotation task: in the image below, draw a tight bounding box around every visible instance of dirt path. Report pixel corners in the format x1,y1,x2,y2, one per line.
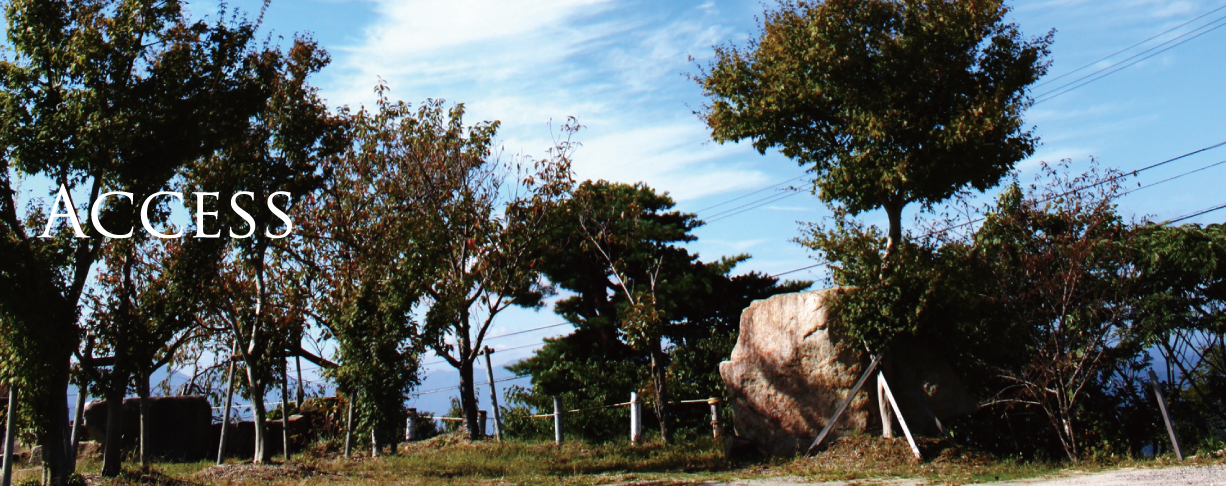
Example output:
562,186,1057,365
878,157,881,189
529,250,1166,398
970,464,1226,485
712,464,1226,486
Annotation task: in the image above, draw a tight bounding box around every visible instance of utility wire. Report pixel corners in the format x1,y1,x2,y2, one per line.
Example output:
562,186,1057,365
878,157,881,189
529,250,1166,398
768,140,1226,277
1163,201,1226,225
694,175,807,214
1034,3,1226,89
410,375,531,397
1034,14,1226,104
706,191,803,223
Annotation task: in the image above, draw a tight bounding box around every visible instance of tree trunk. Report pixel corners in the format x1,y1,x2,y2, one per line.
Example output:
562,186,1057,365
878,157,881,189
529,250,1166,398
459,359,480,440
246,368,270,464
32,353,76,485
138,369,150,466
217,354,236,465
882,202,904,269
649,340,672,445
101,368,129,477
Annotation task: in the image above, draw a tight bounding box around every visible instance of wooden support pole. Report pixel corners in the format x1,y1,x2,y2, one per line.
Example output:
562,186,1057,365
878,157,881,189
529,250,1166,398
406,409,417,442
553,397,564,445
630,392,642,444
878,372,922,461
482,347,504,441
281,359,291,462
69,388,87,471
1148,369,1183,461
709,397,721,439
217,348,237,465
3,386,17,486
878,372,894,439
806,354,882,456
370,425,379,458
343,396,354,459
479,410,488,438
294,354,304,410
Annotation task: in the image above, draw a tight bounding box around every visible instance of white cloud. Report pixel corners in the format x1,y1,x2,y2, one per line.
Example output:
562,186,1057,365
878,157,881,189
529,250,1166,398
320,0,770,203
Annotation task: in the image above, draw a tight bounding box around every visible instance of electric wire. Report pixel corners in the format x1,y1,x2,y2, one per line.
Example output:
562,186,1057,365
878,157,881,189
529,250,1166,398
1033,3,1226,89
693,174,807,214
1034,13,1226,104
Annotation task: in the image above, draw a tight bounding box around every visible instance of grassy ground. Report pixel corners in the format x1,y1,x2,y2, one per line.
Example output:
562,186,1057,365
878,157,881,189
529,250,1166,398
12,434,1221,485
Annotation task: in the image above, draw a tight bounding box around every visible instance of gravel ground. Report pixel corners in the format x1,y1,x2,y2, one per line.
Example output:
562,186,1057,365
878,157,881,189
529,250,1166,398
970,465,1226,485
712,464,1226,486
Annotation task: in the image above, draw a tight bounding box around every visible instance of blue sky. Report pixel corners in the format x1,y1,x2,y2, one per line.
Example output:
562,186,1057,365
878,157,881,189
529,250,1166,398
30,0,1226,414
182,0,1226,414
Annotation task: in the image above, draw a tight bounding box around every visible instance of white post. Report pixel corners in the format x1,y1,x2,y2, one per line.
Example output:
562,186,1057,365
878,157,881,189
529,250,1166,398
630,392,642,445
878,372,921,460
709,397,721,439
553,397,564,445
2,386,17,486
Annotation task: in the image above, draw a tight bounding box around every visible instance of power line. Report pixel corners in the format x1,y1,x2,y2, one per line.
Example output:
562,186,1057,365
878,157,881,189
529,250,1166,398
694,175,807,214
706,191,803,223
1162,201,1226,225
410,375,531,397
766,140,1226,277
1034,3,1226,89
1034,13,1226,104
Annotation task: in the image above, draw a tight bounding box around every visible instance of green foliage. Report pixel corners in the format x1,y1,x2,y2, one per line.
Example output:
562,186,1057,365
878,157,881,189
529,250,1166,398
800,217,965,351
697,0,1050,219
0,0,268,478
509,181,810,441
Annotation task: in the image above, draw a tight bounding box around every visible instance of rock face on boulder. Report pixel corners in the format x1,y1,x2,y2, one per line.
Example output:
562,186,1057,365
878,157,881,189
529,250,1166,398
719,289,977,456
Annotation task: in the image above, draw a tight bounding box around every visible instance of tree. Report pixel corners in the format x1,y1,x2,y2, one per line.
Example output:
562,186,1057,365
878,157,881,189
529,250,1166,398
696,0,1051,268
509,181,809,442
375,99,575,440
84,236,218,472
968,162,1141,461
299,85,428,452
187,35,345,463
1131,223,1226,448
0,1,262,481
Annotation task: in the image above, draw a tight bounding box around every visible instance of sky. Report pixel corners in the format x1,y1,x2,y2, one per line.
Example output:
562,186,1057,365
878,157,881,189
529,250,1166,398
24,0,1226,416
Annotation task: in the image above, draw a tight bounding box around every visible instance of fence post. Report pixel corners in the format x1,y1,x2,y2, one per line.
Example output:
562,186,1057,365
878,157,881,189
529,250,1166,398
371,424,379,458
479,410,488,438
217,343,237,465
709,397,721,439
3,386,17,486
406,409,416,442
878,372,921,461
1148,369,1183,461
343,396,354,459
553,397,564,445
483,347,505,441
630,392,641,445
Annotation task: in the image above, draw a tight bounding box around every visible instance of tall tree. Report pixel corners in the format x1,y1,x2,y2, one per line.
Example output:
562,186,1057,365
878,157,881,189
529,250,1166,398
0,1,261,481
511,181,809,443
696,0,1051,269
380,101,575,440
187,35,345,463
299,86,426,452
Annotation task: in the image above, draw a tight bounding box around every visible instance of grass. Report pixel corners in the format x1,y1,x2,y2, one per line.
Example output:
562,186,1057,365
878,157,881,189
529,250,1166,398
11,433,1223,485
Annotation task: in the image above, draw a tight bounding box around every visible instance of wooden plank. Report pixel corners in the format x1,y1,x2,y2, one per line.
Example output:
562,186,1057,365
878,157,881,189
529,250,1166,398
806,354,882,456
1148,369,1183,461
878,372,922,460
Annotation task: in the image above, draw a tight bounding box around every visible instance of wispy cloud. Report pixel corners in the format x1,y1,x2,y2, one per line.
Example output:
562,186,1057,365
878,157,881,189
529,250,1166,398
320,0,771,202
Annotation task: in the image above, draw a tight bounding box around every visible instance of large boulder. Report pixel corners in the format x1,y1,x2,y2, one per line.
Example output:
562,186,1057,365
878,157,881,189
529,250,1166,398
82,396,213,460
719,289,976,456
